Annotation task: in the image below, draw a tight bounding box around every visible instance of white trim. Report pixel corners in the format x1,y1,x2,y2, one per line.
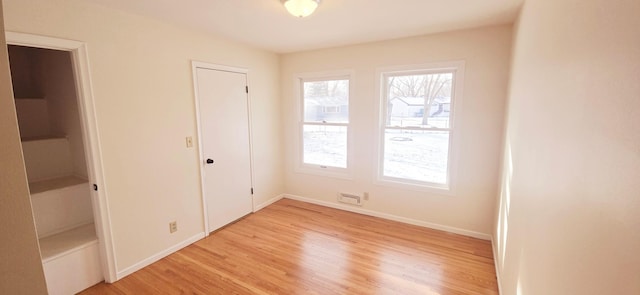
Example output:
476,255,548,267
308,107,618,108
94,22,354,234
191,63,209,235
5,32,82,51
6,32,118,283
116,232,205,280
293,70,355,179
492,236,504,294
192,61,249,75
375,61,466,75
191,61,255,235
283,194,491,240
294,70,353,81
373,60,466,196
253,194,285,212
245,71,257,214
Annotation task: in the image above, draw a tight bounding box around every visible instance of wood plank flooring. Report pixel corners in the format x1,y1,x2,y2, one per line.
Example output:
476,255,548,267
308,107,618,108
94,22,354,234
80,199,498,294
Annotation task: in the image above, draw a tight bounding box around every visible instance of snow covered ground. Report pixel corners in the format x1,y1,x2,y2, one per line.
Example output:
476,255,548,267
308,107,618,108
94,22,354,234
303,124,449,184
383,130,449,184
303,125,347,168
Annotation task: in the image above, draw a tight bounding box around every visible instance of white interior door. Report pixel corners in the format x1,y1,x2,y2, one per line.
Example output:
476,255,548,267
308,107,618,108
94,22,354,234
195,66,253,233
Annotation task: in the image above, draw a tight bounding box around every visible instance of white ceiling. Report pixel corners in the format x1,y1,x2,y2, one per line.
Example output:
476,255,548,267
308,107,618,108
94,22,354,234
86,0,523,53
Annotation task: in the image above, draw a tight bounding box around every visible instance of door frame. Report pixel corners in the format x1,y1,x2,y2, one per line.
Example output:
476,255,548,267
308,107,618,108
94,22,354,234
191,61,255,235
6,32,117,282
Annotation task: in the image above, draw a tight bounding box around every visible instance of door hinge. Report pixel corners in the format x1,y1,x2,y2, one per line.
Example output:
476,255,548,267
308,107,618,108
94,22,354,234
93,184,98,191
245,86,249,93
251,187,254,195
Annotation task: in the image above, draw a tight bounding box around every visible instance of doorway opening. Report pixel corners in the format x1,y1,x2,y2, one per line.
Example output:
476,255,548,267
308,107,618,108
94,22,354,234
6,32,116,293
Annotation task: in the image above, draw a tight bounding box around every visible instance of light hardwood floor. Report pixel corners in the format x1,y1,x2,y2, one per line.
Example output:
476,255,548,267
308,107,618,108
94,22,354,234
81,199,498,294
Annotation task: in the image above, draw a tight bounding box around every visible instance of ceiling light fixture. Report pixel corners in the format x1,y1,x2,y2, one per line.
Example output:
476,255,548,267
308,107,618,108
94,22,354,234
282,0,321,18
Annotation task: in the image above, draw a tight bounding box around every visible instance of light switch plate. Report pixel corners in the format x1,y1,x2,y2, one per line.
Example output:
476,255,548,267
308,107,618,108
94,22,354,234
186,136,193,148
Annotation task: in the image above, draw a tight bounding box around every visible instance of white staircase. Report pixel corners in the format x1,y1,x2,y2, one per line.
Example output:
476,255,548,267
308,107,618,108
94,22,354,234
22,136,103,294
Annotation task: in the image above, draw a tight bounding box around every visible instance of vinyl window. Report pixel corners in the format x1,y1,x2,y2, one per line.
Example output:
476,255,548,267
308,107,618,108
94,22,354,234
378,62,464,190
300,76,350,173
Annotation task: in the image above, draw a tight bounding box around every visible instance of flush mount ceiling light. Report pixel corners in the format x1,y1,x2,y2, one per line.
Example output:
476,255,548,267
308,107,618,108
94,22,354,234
282,0,321,18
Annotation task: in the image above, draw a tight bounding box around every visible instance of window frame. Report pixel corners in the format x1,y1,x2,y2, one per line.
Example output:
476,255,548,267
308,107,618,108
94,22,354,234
295,70,354,179
375,61,465,193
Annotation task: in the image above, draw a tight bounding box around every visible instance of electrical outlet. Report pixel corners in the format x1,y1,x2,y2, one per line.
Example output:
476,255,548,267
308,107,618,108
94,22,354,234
169,221,178,233
363,192,369,201
186,136,193,148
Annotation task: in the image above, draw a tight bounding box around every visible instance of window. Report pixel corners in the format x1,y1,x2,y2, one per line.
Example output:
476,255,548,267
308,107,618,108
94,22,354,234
300,75,350,173
378,62,463,190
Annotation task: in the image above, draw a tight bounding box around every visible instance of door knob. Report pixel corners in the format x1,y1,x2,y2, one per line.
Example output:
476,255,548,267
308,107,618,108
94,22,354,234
206,159,214,164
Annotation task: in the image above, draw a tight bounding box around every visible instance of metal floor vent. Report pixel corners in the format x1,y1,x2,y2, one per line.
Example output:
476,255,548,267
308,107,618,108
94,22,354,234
337,192,362,206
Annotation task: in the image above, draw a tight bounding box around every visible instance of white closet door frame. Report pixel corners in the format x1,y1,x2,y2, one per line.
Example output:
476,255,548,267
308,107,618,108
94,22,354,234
5,32,117,282
191,61,256,235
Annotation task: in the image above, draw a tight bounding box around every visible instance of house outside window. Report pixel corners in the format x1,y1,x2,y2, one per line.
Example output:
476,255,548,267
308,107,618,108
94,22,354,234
297,72,351,177
377,61,464,191
322,106,341,114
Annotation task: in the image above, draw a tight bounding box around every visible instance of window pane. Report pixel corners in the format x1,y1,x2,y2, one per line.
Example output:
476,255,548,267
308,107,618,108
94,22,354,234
304,79,349,123
386,73,453,128
383,129,449,184
303,125,347,168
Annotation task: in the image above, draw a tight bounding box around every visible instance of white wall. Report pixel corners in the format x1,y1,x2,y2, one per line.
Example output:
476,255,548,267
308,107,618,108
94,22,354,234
0,1,48,292
494,0,640,294
3,0,283,274
281,25,512,235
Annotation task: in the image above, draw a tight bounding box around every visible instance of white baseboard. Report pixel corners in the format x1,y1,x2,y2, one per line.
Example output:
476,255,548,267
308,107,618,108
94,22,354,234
283,194,492,240
254,194,285,212
115,193,285,281
112,195,495,285
116,232,205,280
492,236,503,294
